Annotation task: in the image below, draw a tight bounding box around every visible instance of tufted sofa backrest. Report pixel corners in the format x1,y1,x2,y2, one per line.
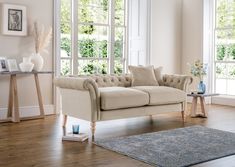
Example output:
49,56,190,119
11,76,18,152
78,74,132,87
162,74,192,90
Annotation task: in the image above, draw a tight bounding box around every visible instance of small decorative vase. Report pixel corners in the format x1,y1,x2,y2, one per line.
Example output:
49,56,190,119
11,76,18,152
198,81,206,94
19,57,34,72
30,53,44,71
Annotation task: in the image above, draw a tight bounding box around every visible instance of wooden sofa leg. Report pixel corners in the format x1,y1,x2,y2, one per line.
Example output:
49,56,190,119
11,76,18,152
91,122,96,137
181,111,185,123
63,115,67,127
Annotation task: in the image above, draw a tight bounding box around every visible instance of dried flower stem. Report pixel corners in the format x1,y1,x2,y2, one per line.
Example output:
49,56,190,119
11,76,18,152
33,21,52,54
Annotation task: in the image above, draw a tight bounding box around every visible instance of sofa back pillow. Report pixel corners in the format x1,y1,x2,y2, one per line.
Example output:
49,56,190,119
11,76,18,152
128,65,159,86
154,66,163,85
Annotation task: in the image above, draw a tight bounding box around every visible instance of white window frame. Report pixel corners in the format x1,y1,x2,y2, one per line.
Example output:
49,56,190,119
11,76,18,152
57,0,128,76
213,0,235,96
203,0,235,106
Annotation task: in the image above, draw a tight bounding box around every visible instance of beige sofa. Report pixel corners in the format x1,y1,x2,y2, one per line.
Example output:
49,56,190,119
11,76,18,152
54,74,192,137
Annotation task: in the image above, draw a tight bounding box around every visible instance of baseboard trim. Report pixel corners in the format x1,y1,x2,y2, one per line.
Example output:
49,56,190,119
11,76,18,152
212,96,235,107
0,105,55,120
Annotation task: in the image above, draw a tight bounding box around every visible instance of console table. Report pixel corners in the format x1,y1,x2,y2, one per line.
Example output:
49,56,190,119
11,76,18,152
0,71,53,123
187,93,219,118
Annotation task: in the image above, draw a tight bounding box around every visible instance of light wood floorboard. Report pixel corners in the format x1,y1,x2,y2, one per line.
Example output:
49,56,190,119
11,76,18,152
0,104,235,167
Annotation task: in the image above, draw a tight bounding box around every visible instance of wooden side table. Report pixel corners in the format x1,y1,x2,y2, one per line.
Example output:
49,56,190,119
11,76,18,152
187,93,219,118
0,71,53,123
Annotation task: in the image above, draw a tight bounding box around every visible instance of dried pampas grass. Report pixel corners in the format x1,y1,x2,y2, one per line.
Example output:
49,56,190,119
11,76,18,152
33,21,52,54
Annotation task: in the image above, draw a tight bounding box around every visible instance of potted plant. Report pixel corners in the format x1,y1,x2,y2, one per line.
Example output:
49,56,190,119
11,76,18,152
189,60,208,94
31,21,52,71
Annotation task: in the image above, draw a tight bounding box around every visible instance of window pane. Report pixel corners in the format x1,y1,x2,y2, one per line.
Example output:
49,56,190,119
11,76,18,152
115,27,125,58
61,0,71,34
216,79,227,94
60,0,71,76
216,30,235,41
215,63,235,95
115,27,124,41
115,42,124,59
60,0,71,58
216,45,226,60
114,59,123,74
216,0,235,28
61,35,71,57
227,44,235,61
115,0,125,25
216,12,235,29
227,79,235,95
216,44,235,61
61,59,71,76
78,0,108,24
228,63,235,79
78,25,108,58
216,63,227,79
78,60,108,75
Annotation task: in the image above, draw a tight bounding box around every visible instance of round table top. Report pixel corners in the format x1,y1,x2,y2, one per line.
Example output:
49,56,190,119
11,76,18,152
187,93,219,97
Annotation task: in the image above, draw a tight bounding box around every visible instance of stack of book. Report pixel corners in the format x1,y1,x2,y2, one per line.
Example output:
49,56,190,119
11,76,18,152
62,133,88,142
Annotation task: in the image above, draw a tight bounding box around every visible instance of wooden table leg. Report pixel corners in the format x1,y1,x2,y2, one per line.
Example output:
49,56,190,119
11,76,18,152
12,75,20,123
191,97,198,118
34,73,45,118
63,115,67,127
200,96,208,118
7,75,13,118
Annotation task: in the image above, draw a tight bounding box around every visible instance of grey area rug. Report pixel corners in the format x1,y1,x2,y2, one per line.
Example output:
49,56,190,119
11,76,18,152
94,126,235,167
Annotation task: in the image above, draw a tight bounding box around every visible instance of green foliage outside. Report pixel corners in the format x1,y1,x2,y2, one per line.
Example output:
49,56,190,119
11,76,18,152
60,0,70,34
216,44,235,61
80,61,108,74
60,0,124,76
61,60,70,76
78,39,107,58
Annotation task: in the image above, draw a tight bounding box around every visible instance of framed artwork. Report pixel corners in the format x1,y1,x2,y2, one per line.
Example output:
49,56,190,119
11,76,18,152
7,59,19,72
1,4,27,36
0,57,8,72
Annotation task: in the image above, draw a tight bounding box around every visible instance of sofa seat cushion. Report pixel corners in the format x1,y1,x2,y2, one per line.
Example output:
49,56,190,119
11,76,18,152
99,87,149,110
132,86,186,105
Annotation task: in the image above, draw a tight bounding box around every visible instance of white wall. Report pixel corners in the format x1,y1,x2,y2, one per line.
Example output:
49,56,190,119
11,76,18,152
181,0,203,88
0,0,54,117
151,0,182,74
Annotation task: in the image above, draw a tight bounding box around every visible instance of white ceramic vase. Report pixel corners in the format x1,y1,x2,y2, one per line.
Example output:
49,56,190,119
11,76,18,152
30,53,44,71
19,57,34,72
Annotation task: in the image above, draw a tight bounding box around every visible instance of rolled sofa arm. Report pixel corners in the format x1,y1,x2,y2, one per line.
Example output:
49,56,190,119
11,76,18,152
54,77,100,121
54,77,96,90
162,74,193,92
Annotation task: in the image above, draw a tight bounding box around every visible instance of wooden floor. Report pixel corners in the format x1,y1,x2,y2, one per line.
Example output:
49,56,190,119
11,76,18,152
1,104,235,167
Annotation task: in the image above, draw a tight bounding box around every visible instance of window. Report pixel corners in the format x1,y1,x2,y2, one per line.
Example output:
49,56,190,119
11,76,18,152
60,0,127,76
214,0,235,95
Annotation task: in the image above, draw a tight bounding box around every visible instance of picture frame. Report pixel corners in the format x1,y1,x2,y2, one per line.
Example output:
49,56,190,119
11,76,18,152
7,59,19,72
0,57,8,72
1,4,27,36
